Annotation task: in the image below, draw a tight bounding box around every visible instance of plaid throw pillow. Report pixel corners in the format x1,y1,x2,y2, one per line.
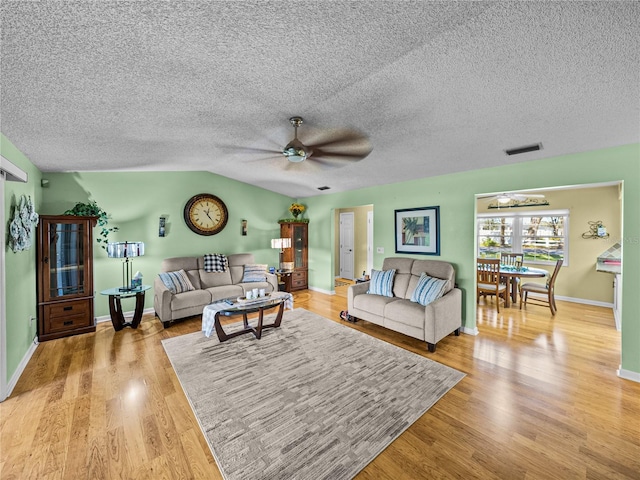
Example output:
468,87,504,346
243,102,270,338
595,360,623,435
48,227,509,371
204,253,227,273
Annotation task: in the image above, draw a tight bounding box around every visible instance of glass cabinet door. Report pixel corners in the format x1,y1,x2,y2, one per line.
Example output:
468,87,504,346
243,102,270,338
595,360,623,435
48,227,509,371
293,224,307,268
47,222,86,298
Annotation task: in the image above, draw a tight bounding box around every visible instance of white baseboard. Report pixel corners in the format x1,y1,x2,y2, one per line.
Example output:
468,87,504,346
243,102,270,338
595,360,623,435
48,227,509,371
5,336,38,399
617,367,640,383
461,325,479,336
309,286,334,296
554,295,614,309
95,307,156,324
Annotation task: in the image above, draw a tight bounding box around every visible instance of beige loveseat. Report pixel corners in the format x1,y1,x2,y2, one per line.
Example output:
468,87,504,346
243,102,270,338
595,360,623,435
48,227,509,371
347,257,462,352
154,253,278,327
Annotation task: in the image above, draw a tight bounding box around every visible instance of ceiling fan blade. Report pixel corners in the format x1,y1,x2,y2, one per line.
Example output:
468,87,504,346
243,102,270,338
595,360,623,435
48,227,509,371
311,148,372,162
305,130,371,150
218,144,282,155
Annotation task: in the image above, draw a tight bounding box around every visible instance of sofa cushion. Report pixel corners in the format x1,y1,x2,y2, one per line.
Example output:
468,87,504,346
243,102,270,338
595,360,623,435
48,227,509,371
161,257,202,289
200,269,233,288
170,289,212,311
384,300,425,330
410,273,448,306
367,269,395,297
206,285,244,302
242,264,268,282
410,259,455,293
159,270,195,294
227,253,256,284
382,257,414,298
353,292,400,316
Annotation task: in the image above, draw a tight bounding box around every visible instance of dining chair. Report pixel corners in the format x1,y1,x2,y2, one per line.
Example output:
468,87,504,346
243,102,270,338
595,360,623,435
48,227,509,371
519,259,563,315
501,252,524,268
477,258,508,313
500,252,525,295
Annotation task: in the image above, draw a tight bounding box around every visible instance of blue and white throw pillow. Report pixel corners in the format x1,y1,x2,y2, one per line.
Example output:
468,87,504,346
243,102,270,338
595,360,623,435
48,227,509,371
367,269,396,297
410,273,448,306
204,253,227,273
242,264,268,282
158,269,195,294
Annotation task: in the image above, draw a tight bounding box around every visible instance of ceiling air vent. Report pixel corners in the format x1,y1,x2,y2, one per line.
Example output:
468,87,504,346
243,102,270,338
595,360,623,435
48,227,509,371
505,143,542,156
317,186,330,191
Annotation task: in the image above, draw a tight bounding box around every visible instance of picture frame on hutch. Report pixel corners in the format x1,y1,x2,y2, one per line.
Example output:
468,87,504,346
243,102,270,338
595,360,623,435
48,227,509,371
394,206,440,255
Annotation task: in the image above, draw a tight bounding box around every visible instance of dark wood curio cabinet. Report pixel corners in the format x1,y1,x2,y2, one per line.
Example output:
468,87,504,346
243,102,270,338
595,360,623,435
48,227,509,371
36,215,96,341
279,221,308,291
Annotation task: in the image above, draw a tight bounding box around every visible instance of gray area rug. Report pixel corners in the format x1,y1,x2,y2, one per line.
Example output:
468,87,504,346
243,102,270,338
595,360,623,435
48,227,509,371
162,308,465,480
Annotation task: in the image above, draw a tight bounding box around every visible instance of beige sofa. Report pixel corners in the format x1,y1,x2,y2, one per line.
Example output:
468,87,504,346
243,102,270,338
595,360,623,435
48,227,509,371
154,253,278,327
348,257,462,352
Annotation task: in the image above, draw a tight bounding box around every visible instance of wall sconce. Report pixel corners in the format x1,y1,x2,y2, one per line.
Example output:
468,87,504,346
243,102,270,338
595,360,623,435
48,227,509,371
271,237,291,271
242,219,248,236
107,241,145,291
159,217,166,237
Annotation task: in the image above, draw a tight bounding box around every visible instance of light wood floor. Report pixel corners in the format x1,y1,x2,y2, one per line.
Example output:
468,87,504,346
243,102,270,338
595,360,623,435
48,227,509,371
2,286,639,479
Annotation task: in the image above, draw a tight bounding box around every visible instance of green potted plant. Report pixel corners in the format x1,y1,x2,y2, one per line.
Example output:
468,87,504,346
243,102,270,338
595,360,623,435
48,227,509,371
64,201,119,250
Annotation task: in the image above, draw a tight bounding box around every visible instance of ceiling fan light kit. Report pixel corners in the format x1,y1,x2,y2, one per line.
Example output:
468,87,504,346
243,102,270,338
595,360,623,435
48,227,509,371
282,117,309,163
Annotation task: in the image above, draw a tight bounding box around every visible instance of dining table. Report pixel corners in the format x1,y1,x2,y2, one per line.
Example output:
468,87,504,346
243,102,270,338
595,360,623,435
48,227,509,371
499,265,548,307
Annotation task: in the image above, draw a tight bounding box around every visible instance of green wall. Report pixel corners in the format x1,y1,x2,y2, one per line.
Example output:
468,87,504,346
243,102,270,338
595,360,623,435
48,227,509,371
40,171,294,317
303,144,640,376
3,138,640,383
2,134,42,378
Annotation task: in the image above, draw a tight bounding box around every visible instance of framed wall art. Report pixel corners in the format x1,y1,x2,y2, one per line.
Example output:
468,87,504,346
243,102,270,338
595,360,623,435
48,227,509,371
394,206,440,255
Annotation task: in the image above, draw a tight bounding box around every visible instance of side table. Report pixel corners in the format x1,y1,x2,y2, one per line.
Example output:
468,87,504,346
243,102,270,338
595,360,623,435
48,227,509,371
100,285,151,331
276,270,293,292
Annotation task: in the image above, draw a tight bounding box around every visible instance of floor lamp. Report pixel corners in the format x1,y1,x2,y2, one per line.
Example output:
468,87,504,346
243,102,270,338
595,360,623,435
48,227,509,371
107,241,145,291
271,237,291,271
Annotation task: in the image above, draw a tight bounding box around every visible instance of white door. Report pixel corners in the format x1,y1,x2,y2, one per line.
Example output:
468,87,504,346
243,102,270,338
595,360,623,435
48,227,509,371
339,212,355,280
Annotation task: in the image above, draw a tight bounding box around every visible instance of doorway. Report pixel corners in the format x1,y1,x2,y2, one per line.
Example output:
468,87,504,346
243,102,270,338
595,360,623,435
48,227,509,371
334,204,373,284
474,182,623,329
339,212,355,280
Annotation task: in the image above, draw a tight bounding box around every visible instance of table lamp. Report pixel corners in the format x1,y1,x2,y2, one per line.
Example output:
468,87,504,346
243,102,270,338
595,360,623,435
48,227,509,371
107,241,145,291
271,237,291,271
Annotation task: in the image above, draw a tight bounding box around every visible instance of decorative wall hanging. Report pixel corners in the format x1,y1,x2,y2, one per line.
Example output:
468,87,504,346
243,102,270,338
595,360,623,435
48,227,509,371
488,198,550,209
395,206,440,255
582,220,609,239
8,195,39,252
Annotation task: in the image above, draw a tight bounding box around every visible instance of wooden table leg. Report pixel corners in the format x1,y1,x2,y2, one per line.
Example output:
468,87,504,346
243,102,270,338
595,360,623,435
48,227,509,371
108,294,126,331
109,291,146,331
130,291,145,328
214,301,286,342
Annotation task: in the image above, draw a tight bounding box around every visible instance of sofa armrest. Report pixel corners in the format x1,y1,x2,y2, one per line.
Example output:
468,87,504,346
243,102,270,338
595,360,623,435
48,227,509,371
266,272,278,292
154,276,173,322
347,281,370,311
423,288,462,344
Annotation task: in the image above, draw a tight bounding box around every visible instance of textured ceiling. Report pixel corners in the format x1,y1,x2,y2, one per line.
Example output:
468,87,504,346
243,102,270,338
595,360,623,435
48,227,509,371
1,1,639,198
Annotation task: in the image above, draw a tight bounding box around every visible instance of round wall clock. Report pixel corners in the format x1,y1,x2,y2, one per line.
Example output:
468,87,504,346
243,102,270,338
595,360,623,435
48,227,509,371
183,193,228,236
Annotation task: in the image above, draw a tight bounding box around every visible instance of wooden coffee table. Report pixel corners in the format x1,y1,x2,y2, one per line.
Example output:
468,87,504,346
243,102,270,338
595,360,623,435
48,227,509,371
203,292,291,342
